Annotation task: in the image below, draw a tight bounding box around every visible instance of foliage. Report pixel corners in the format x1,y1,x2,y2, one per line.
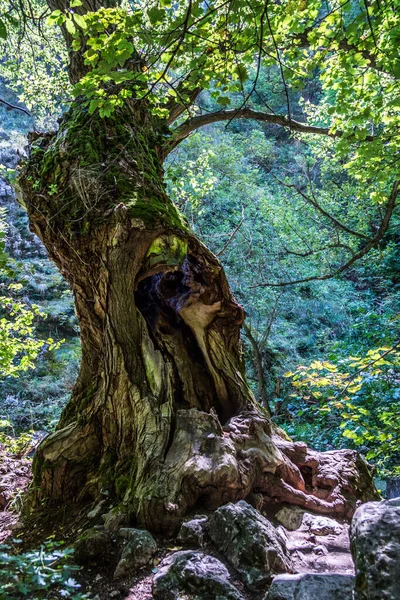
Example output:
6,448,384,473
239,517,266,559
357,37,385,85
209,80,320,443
36,0,399,198
0,540,87,599
0,0,69,126
0,419,34,456
0,291,57,379
283,340,400,474
0,1,397,189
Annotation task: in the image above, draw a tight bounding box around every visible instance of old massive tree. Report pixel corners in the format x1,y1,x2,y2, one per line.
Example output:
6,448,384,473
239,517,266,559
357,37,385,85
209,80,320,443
16,0,394,532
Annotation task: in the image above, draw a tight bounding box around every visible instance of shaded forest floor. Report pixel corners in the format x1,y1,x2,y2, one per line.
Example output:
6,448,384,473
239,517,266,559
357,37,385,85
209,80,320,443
0,445,31,542
0,444,356,600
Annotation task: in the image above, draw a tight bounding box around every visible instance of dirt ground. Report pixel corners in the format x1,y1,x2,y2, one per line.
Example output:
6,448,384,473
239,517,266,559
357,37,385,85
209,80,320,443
0,444,32,543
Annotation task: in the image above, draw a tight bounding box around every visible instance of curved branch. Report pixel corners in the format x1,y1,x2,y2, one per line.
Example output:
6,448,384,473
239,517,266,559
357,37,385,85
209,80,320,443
167,108,374,152
170,108,331,146
251,180,399,288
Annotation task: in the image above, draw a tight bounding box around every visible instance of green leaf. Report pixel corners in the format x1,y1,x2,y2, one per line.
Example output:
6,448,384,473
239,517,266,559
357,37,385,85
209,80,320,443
65,17,76,35
148,7,166,24
73,13,87,29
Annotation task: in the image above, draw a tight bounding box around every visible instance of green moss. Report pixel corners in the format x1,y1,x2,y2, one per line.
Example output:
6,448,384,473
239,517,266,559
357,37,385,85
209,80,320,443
115,475,130,499
146,234,188,265
21,101,189,234
125,196,189,231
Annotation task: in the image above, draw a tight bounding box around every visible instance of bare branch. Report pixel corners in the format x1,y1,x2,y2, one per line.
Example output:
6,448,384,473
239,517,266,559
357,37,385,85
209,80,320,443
272,175,370,240
243,321,271,415
215,206,244,257
167,108,374,152
283,242,356,258
251,180,399,288
0,97,30,116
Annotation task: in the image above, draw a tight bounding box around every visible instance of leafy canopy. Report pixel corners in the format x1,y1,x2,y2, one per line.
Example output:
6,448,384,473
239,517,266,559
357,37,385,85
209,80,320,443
1,0,398,211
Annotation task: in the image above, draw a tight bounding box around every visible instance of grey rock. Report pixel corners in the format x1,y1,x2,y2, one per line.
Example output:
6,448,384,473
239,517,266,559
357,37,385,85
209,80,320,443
208,500,293,589
275,506,304,531
87,499,107,520
303,514,343,536
177,515,209,547
114,528,157,578
276,526,288,541
152,550,245,600
387,497,400,507
74,526,112,562
265,573,355,600
351,499,400,599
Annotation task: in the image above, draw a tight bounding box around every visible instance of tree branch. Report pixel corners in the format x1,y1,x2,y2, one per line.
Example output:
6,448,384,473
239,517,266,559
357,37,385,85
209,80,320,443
215,206,244,257
272,175,370,240
0,98,30,116
283,242,356,258
243,321,271,415
251,180,399,288
167,108,373,152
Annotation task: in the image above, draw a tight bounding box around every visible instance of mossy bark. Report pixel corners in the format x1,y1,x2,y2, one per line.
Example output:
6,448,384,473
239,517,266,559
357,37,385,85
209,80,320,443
18,102,379,533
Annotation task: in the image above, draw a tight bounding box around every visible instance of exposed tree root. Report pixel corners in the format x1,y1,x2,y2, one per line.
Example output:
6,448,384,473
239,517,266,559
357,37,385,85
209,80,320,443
29,407,379,535
132,409,379,533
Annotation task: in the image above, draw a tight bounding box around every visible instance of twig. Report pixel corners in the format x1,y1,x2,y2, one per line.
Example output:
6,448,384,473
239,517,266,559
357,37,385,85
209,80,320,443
0,98,30,116
216,206,244,257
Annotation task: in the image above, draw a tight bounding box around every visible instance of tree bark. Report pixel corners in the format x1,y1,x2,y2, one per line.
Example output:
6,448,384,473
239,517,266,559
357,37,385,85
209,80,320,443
18,99,379,534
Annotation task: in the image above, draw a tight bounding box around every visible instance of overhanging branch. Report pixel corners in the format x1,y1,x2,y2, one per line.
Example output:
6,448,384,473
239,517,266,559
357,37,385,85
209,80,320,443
171,108,333,146
168,107,373,152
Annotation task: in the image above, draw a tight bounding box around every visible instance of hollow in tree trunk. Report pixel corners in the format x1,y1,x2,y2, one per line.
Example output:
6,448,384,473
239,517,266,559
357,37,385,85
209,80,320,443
18,100,378,534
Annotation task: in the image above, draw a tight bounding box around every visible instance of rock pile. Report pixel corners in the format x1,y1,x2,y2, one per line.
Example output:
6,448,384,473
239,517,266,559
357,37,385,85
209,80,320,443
73,497,400,599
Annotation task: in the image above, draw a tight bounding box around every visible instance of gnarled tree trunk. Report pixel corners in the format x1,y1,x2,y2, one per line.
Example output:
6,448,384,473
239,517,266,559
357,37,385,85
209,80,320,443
18,100,378,534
